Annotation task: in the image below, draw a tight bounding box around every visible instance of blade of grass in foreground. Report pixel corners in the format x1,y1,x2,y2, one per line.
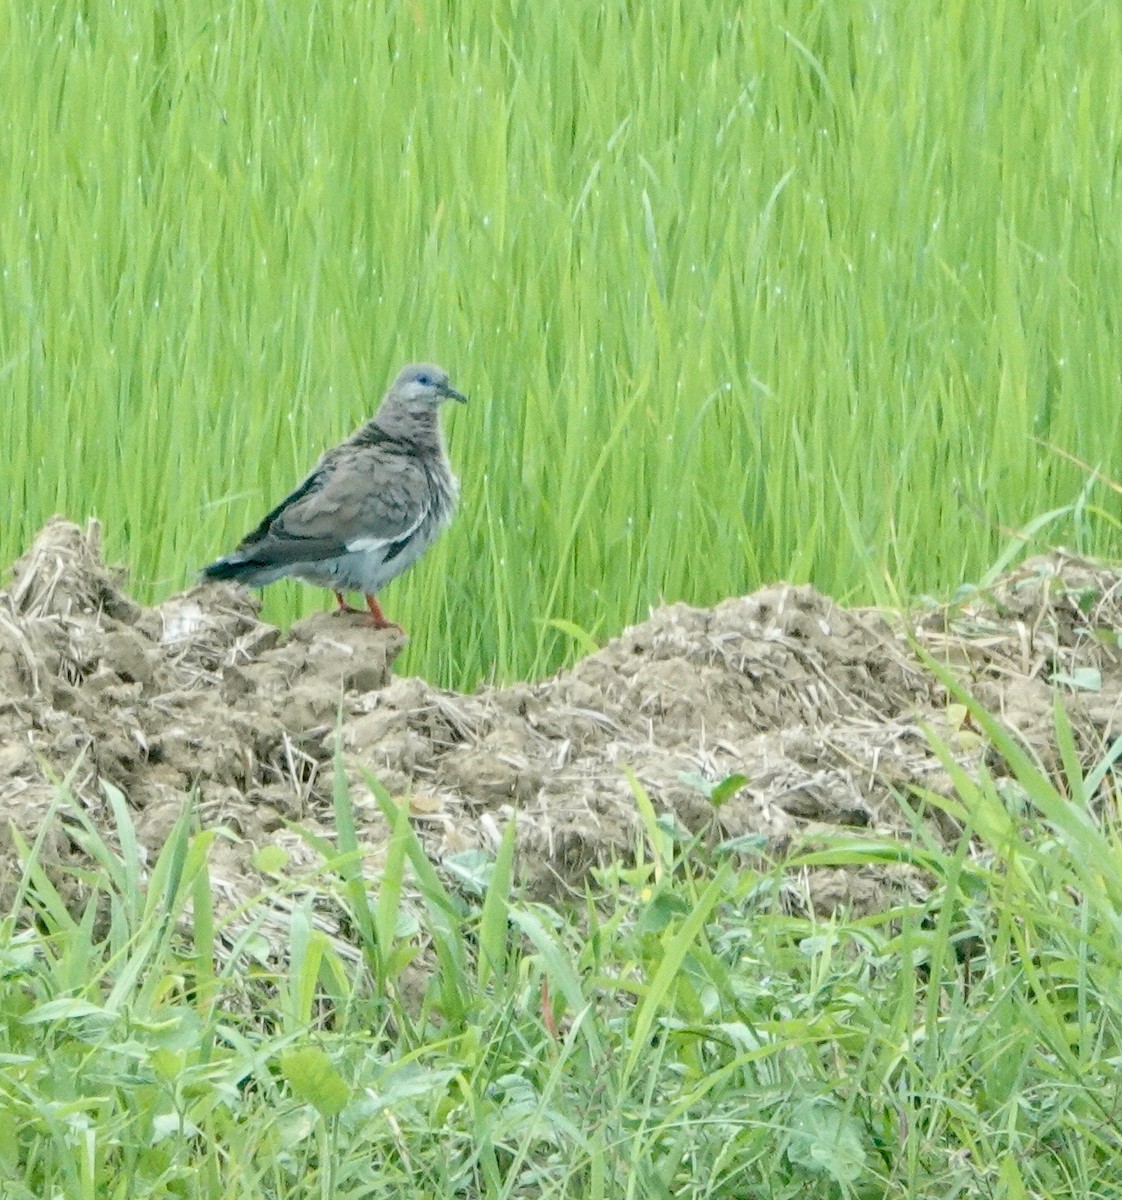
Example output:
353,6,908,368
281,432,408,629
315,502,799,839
621,862,731,1086
477,816,516,991
364,767,471,1024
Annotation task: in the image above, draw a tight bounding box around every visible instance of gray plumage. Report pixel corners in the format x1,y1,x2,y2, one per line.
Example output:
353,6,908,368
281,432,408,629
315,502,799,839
201,362,466,628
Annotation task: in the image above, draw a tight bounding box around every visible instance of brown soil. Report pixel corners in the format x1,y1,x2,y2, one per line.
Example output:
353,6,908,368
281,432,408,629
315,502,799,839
2,518,1121,937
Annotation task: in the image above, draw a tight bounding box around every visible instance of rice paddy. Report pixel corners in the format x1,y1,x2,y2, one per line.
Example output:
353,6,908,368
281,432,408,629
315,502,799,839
1,1,1119,687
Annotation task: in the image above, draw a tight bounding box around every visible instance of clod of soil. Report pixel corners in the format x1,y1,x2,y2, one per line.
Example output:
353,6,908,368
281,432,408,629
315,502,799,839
2,518,1120,938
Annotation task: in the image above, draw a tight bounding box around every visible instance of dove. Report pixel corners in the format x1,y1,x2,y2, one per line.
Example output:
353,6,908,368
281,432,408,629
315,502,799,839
201,362,465,631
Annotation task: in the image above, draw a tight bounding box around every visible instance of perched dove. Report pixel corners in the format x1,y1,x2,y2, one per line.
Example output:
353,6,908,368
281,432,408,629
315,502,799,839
201,362,466,631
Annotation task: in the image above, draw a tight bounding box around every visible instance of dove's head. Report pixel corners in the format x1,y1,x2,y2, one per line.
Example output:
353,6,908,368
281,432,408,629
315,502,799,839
390,363,466,409
372,362,467,444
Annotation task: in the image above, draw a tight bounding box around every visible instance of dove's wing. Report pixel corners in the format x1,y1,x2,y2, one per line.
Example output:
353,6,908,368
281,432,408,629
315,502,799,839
232,444,430,569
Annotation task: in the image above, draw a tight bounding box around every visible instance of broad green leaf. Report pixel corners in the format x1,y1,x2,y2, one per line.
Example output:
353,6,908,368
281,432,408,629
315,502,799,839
280,1047,351,1118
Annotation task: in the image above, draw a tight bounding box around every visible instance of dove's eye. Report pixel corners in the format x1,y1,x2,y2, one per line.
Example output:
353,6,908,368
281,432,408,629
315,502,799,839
416,374,432,386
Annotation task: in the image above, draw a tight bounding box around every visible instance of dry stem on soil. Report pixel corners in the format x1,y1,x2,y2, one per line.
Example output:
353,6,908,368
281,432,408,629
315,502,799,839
2,519,1120,948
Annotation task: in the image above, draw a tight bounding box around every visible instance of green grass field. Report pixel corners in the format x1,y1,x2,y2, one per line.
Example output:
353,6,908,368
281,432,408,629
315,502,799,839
5,2,1122,1196
2,0,1120,687
7,722,1122,1198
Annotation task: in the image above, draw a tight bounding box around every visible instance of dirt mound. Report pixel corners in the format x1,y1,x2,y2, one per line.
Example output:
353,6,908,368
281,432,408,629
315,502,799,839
2,519,1120,935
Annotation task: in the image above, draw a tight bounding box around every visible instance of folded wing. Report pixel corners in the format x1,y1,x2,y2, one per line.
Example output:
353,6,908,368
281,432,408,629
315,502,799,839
207,446,428,577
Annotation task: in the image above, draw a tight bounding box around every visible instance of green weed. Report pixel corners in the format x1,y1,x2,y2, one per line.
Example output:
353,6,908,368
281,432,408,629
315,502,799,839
4,712,1122,1196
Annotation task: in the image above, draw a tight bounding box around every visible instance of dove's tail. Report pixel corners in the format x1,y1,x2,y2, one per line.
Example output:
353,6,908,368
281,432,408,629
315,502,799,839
198,553,283,588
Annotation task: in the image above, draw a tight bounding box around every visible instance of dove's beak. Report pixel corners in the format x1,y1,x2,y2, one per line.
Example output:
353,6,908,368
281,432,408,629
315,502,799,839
441,382,468,404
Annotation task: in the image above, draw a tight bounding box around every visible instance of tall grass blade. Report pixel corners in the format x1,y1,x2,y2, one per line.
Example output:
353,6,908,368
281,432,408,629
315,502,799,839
477,816,516,990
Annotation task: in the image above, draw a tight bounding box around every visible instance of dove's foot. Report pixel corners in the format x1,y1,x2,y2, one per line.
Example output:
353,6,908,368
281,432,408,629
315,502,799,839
364,594,406,634
333,591,405,634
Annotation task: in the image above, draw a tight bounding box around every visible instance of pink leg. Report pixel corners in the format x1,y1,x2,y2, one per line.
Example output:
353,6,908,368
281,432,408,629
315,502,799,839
364,594,405,634
333,591,362,614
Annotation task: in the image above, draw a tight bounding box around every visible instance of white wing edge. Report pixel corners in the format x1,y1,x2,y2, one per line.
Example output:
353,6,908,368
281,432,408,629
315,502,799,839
345,509,427,555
